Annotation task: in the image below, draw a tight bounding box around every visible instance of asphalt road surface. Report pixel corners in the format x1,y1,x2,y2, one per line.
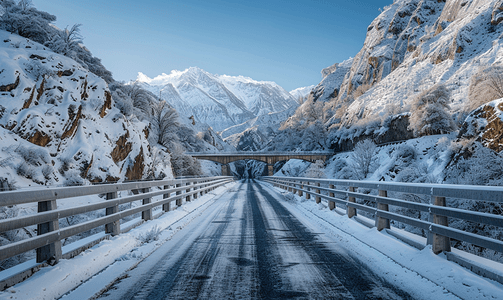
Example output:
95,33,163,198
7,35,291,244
99,180,413,299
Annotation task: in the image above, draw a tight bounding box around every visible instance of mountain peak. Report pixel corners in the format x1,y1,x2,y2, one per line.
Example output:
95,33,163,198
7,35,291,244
137,67,299,132
136,72,152,83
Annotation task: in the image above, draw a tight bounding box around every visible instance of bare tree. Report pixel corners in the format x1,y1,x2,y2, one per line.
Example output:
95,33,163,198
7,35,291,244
351,139,377,179
150,101,180,147
487,69,503,99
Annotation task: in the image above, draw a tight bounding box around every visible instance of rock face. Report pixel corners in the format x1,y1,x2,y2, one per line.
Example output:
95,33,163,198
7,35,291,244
459,98,503,152
305,0,503,130
0,30,162,187
330,114,414,152
225,126,269,152
267,0,503,153
136,67,298,132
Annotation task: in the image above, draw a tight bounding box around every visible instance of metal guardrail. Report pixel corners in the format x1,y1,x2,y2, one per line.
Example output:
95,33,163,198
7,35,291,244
263,176,503,255
186,151,333,156
0,176,233,264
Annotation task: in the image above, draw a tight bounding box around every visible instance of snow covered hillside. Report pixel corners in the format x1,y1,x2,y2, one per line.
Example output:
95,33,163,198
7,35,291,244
136,67,298,132
0,29,163,189
273,0,503,155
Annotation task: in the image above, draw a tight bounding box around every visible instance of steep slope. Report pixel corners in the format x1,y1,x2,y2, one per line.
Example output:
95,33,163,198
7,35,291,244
333,0,503,127
273,0,503,153
220,106,296,139
290,85,315,100
137,67,298,132
0,30,166,188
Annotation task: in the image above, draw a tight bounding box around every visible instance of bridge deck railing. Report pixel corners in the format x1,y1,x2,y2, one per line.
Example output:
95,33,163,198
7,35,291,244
186,151,333,156
0,176,233,271
263,176,503,257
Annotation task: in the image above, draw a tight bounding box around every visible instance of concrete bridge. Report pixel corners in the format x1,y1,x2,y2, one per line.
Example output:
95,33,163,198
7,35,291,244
186,152,333,176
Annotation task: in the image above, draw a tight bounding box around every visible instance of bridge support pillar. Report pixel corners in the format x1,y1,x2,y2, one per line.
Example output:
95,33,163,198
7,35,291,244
221,164,230,176
36,199,62,264
105,191,120,236
347,187,357,218
432,196,451,254
376,190,390,231
268,164,274,176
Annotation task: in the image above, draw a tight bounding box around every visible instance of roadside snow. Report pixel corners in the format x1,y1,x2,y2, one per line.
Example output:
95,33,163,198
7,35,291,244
0,182,236,300
262,182,503,300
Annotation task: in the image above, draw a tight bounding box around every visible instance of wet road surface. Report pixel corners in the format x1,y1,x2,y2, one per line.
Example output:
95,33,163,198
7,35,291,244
99,180,413,299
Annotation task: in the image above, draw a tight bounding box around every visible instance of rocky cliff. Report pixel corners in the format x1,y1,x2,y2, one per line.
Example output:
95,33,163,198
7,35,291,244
0,30,167,188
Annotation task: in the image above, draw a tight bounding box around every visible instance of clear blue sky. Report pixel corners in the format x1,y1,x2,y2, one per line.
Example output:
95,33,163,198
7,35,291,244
31,0,392,91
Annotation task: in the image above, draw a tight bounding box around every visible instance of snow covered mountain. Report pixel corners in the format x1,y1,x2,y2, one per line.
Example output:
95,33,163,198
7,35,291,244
136,67,298,132
290,85,315,100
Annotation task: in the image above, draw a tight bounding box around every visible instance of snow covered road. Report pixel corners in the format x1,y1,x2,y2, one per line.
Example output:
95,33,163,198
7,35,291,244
98,180,413,299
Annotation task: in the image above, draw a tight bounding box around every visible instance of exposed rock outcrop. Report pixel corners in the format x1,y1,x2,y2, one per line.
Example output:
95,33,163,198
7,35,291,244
459,99,503,152
0,29,162,187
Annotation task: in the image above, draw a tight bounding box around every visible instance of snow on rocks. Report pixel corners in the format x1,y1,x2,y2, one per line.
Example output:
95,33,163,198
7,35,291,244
459,98,503,152
0,29,163,188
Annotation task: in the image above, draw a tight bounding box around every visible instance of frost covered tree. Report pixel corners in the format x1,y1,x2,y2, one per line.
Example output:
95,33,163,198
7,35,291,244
467,66,503,112
304,160,325,178
169,144,202,177
150,101,180,147
44,24,82,58
487,67,503,99
0,0,56,44
0,1,113,82
109,82,156,119
350,139,377,179
408,84,456,136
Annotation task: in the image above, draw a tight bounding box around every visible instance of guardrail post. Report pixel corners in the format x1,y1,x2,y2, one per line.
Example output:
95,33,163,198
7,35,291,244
347,187,356,218
142,187,152,221
186,182,192,202
163,185,171,212
105,191,120,236
306,181,311,200
432,196,451,254
376,190,390,231
328,184,335,210
298,182,303,197
193,184,198,199
315,182,321,204
36,199,62,263
200,181,205,196
176,183,182,207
